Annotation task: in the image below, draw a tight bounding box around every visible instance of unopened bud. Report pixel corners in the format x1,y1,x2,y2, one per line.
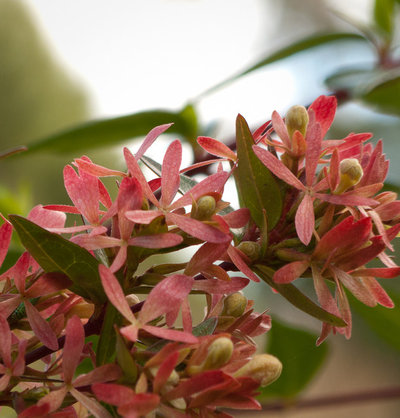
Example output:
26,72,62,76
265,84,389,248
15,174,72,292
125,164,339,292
187,337,233,375
125,294,141,307
234,354,282,386
237,241,260,262
285,105,309,139
191,195,216,221
335,158,363,194
221,292,247,318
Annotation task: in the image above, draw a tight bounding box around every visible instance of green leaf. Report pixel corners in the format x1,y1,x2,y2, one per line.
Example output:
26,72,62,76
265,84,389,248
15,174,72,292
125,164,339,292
259,318,328,399
360,73,400,115
374,0,395,37
199,33,367,97
9,215,105,304
97,303,121,366
192,317,218,337
254,265,346,327
234,115,282,229
350,290,400,352
22,105,198,155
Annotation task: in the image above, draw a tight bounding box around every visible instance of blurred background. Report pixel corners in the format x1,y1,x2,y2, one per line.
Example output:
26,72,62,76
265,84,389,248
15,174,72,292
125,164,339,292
1,0,400,416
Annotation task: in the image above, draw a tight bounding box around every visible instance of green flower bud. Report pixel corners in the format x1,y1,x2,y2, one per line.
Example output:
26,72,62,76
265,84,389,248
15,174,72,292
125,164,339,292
191,195,217,221
234,354,282,386
221,292,247,318
335,158,363,194
285,105,309,139
236,241,260,262
187,337,234,375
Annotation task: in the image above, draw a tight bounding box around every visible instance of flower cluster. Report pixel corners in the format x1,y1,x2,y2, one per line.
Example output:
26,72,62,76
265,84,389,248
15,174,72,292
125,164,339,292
199,95,400,344
0,125,280,417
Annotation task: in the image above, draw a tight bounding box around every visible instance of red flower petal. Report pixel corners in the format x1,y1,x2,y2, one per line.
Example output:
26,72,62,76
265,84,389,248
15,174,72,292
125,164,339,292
0,221,12,268
63,315,84,383
197,136,237,161
139,274,194,324
128,233,183,249
252,146,304,190
295,194,315,245
135,123,173,160
274,260,310,283
160,140,182,207
309,95,337,138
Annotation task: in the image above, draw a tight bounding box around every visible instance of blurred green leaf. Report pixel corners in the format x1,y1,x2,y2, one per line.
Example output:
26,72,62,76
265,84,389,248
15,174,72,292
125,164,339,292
234,115,282,229
254,265,346,327
192,317,218,337
199,33,367,97
350,290,400,352
360,73,400,115
9,215,105,304
23,105,198,155
259,318,328,399
374,0,395,37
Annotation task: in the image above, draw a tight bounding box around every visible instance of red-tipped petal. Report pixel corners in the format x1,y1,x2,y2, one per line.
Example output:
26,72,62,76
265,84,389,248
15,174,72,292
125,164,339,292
75,158,126,177
63,315,84,383
353,267,400,278
135,123,173,160
0,221,12,268
128,233,183,249
143,324,198,343
305,121,322,186
309,95,337,138
222,208,250,228
197,136,237,161
125,209,164,224
153,351,180,393
169,171,230,210
74,364,121,387
160,140,182,207
92,383,135,405
185,242,230,276
252,146,304,190
192,276,249,294
28,205,66,229
167,213,230,243
362,276,394,308
271,110,291,148
123,147,159,207
274,260,309,283
295,194,315,245
0,315,11,367
139,274,194,324
99,265,137,324
25,300,58,351
227,246,260,282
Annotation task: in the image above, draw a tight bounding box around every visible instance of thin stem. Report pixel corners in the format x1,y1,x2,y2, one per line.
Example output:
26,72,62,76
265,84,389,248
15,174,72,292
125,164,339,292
235,386,400,414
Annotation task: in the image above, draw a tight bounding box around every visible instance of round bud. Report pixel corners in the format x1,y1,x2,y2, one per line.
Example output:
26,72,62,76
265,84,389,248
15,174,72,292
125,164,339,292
125,293,141,307
335,158,363,194
285,105,309,139
191,195,216,221
234,353,282,386
221,292,247,318
236,241,260,262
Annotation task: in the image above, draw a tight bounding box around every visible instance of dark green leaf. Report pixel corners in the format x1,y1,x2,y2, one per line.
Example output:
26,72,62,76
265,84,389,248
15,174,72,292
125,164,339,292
192,317,218,337
254,265,346,327
360,74,400,115
9,215,105,304
234,115,282,229
97,303,121,366
199,33,367,97
350,290,400,352
22,105,198,155
259,318,328,399
374,0,395,37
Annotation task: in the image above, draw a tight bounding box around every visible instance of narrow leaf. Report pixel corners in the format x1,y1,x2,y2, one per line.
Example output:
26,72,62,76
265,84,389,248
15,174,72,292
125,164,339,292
254,265,346,326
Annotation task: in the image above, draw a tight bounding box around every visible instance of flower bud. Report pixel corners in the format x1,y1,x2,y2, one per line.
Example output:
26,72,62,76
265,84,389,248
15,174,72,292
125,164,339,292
335,158,363,194
234,354,282,386
236,241,260,262
285,105,309,139
125,293,140,307
191,195,216,221
221,292,247,318
187,337,234,375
